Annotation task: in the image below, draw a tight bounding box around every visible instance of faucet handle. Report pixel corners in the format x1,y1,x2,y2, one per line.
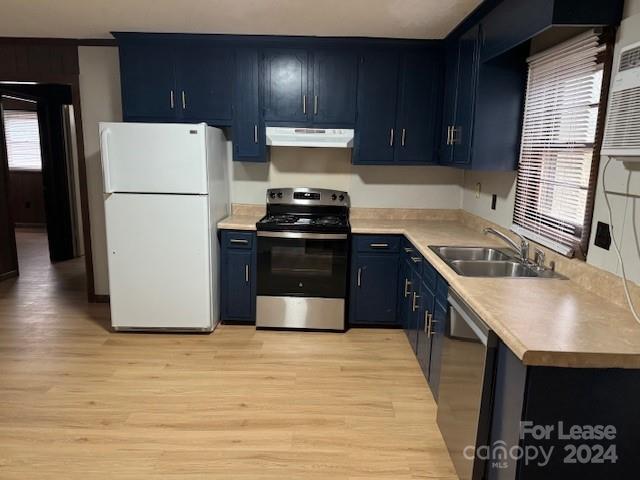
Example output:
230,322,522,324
534,247,545,268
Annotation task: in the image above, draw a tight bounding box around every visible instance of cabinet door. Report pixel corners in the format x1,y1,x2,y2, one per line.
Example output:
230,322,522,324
416,280,435,379
397,257,412,332
395,51,442,164
429,298,448,401
312,50,358,125
263,49,309,124
439,42,458,166
221,248,254,322
233,48,267,162
176,45,233,124
350,253,399,325
353,50,399,164
119,43,177,120
452,26,480,166
406,267,422,353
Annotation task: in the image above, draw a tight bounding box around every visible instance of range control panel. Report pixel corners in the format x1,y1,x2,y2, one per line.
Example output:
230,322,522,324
266,188,349,207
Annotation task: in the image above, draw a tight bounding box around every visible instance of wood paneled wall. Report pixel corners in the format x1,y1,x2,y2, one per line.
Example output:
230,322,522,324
0,39,79,80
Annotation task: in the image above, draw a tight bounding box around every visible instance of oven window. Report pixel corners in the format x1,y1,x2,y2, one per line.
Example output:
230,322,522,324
257,237,348,298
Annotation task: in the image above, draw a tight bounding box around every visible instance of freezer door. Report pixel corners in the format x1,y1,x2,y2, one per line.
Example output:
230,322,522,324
100,122,209,194
105,193,214,330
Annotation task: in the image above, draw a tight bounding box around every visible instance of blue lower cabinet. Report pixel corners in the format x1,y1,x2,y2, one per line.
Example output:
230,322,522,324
416,279,435,379
405,266,422,353
220,231,256,324
429,295,447,401
397,257,413,331
349,236,400,326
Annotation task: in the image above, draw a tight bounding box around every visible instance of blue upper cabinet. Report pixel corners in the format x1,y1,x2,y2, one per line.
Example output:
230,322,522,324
263,48,309,124
395,50,442,165
353,47,443,165
119,42,177,121
175,45,233,125
118,39,232,125
232,48,267,162
438,42,458,166
311,50,358,126
353,49,399,165
263,48,358,127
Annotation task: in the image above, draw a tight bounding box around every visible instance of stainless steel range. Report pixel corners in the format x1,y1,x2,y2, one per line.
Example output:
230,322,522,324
255,188,350,331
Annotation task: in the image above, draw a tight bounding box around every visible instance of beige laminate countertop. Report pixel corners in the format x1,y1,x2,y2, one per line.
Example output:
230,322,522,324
218,214,640,369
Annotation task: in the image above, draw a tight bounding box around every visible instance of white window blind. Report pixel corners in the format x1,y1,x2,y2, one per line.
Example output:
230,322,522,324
512,30,606,258
2,109,43,171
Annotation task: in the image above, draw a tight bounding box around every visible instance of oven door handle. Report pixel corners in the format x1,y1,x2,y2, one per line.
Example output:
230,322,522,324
257,231,348,240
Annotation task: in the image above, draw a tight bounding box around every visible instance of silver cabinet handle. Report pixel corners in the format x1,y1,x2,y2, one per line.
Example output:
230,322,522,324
230,239,249,245
303,95,307,114
245,264,249,283
170,90,175,109
403,247,413,253
369,243,389,248
404,278,411,298
314,95,318,115
181,91,186,110
451,126,459,145
389,128,394,146
412,292,420,312
401,128,406,146
357,267,362,287
426,312,434,336
411,256,422,264
254,125,258,144
446,126,451,145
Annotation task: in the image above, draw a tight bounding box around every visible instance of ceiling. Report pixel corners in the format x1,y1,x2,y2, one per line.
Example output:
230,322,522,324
0,0,482,40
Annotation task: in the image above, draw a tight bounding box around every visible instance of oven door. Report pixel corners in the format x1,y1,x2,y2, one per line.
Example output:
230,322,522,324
257,231,348,298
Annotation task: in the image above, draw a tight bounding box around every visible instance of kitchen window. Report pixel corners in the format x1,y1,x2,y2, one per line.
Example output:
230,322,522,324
2,109,43,171
512,30,611,258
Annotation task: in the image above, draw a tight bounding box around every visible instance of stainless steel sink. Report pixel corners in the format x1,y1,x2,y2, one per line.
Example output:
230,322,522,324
449,260,539,278
431,246,510,261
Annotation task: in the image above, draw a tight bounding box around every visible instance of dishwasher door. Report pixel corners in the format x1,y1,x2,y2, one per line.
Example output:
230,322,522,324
437,290,497,480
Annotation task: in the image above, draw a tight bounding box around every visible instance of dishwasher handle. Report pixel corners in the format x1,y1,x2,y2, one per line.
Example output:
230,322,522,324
447,291,491,347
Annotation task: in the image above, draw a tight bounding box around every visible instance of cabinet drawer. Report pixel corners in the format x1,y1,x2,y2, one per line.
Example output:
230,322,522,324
401,238,416,261
221,231,254,249
355,235,401,253
422,260,437,290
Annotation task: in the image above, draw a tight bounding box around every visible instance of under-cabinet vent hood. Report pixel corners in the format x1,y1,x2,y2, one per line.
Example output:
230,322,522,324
265,127,354,148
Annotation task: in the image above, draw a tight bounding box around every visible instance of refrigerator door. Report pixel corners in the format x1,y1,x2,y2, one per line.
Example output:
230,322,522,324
100,122,209,194
105,193,214,331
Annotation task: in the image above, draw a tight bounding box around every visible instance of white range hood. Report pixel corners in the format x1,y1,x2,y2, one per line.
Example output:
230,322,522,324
265,127,354,148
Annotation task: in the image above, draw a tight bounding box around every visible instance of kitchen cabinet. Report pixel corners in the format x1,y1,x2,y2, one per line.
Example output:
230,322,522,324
119,42,177,121
397,245,414,331
118,39,233,125
353,48,442,165
264,48,357,126
349,235,400,326
429,286,447,401
233,48,267,162
416,278,435,379
220,231,256,324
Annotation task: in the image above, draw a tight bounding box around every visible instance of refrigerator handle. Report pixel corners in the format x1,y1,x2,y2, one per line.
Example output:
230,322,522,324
100,128,113,193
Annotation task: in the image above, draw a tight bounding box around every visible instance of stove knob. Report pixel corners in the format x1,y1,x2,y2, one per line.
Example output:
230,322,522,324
269,192,276,199
277,192,283,198
338,194,345,202
331,193,337,201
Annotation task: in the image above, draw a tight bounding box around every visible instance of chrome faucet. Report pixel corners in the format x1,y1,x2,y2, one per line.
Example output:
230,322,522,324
483,227,529,262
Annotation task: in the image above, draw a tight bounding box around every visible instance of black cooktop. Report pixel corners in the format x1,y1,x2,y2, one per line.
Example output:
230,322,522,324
256,213,350,233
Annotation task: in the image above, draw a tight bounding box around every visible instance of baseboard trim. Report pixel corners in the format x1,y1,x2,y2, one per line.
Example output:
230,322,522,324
92,294,110,303
0,270,19,282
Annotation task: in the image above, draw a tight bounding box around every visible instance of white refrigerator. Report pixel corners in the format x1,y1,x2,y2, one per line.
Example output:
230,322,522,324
99,122,229,332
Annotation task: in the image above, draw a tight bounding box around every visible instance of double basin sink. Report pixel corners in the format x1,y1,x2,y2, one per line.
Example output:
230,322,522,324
429,246,564,278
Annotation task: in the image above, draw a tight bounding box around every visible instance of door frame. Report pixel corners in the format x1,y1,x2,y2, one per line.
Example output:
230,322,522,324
0,73,100,302
0,99,19,281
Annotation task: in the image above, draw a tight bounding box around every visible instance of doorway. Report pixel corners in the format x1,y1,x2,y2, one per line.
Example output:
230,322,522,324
0,84,84,282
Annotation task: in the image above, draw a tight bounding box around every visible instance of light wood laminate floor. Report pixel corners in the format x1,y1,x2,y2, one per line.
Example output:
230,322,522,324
0,229,457,479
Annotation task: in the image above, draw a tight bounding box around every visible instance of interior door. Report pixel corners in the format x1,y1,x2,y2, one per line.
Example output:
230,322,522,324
263,48,309,124
312,50,358,125
105,193,212,330
0,99,19,280
177,45,233,124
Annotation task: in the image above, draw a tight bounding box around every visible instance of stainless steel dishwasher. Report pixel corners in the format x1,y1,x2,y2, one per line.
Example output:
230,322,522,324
437,290,498,480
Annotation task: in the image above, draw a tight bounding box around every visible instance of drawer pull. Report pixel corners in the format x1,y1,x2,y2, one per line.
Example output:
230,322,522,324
411,256,422,264
357,267,362,287
245,264,249,283
230,239,249,245
403,247,413,253
369,243,389,248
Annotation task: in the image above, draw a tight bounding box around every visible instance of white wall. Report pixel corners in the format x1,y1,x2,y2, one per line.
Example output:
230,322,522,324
461,0,640,284
78,46,122,296
230,146,463,208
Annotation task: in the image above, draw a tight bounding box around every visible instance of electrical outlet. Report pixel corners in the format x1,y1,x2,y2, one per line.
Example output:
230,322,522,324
594,221,611,250
475,183,481,199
